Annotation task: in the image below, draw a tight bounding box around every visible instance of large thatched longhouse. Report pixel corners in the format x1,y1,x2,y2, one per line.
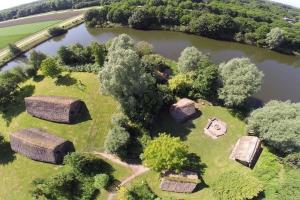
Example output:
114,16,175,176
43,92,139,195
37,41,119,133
10,128,74,164
230,136,261,167
25,95,84,123
170,98,197,122
160,170,199,193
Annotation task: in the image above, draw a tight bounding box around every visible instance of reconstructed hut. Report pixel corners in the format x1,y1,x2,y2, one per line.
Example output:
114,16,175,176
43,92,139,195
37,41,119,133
10,128,74,164
160,170,199,193
204,117,227,139
25,95,84,123
170,98,196,122
230,136,261,167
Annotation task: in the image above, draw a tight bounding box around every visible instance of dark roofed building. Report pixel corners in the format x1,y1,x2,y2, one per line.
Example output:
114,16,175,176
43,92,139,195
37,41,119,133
170,98,197,122
25,95,84,123
10,128,74,164
160,170,199,193
230,136,261,167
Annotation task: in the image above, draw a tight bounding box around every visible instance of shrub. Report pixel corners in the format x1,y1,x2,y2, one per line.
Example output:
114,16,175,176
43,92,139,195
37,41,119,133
118,181,157,200
48,27,67,36
94,174,110,189
168,73,193,97
141,133,189,172
212,171,263,200
40,58,62,78
247,100,300,155
283,153,300,168
104,125,130,155
218,58,263,107
135,41,154,56
8,43,22,56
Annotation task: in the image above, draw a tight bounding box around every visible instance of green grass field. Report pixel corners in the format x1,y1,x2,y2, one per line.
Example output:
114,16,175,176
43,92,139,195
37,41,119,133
0,20,61,49
126,105,287,199
0,72,132,200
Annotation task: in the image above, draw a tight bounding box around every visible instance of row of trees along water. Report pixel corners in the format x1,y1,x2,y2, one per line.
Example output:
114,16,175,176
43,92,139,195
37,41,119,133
84,0,300,55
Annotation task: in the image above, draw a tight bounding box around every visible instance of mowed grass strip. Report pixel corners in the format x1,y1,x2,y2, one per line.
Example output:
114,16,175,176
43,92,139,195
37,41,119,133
0,72,129,200
0,20,61,49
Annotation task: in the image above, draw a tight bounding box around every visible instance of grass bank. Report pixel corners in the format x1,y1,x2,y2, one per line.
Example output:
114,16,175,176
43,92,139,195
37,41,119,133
0,72,132,199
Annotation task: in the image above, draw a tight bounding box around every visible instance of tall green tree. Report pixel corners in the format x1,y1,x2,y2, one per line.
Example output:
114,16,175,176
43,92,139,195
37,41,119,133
141,133,189,172
218,58,263,107
29,50,47,71
40,58,62,78
265,27,285,49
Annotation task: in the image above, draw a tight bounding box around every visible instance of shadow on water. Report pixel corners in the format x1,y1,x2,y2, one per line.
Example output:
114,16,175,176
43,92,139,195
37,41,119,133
1,84,35,125
151,108,201,140
0,135,16,165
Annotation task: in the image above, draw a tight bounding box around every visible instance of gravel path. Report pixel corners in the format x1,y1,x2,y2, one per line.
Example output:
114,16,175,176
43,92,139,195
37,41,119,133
94,152,150,200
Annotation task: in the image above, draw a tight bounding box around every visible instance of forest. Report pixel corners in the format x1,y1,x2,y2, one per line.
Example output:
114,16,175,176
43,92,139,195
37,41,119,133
84,0,300,55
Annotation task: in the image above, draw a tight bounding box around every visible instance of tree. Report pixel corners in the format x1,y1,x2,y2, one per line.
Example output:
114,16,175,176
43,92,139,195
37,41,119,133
128,9,155,29
57,46,76,65
29,50,47,72
141,133,189,172
265,27,285,49
48,27,67,36
212,171,263,200
177,47,208,73
168,73,193,97
218,58,263,107
99,34,162,125
247,100,300,155
40,58,62,78
135,41,154,57
8,43,22,56
90,42,107,67
104,125,130,154
94,174,110,189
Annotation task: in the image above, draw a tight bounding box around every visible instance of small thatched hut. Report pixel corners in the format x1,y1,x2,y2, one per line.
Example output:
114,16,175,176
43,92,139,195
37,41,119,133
204,118,227,139
10,128,74,164
25,95,84,123
160,170,199,193
230,136,261,167
170,98,196,122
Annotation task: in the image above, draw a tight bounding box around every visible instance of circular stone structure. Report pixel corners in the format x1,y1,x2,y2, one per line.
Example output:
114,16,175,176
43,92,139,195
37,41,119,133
204,117,227,139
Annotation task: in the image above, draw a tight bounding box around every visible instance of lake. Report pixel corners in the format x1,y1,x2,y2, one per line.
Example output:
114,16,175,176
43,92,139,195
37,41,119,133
2,24,300,103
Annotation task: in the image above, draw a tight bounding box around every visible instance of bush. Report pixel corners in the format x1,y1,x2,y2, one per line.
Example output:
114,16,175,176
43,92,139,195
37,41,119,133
141,133,189,172
94,174,110,189
118,181,157,200
104,125,130,155
283,153,300,168
8,43,22,56
40,58,62,78
168,73,193,97
212,171,263,200
48,27,67,36
135,41,154,57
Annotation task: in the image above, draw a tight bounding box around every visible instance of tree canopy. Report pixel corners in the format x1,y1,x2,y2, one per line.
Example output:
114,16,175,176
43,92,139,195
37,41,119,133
218,58,263,107
141,133,189,172
177,47,208,73
247,100,300,155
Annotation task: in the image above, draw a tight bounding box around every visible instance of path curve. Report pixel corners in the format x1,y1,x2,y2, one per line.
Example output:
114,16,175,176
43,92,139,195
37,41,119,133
93,152,150,200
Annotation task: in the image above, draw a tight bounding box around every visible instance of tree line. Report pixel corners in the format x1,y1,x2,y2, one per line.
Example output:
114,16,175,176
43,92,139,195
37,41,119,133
85,0,300,55
0,0,99,21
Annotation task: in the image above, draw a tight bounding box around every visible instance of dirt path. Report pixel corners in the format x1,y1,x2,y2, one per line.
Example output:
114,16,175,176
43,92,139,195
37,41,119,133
94,152,150,200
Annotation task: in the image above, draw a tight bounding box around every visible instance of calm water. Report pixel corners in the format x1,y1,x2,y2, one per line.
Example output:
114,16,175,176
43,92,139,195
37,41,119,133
2,24,300,103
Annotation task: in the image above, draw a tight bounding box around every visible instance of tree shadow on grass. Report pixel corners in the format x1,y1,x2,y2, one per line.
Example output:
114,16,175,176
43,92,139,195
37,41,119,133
55,74,77,86
151,108,201,140
229,97,264,121
0,135,16,165
33,75,45,82
1,84,35,125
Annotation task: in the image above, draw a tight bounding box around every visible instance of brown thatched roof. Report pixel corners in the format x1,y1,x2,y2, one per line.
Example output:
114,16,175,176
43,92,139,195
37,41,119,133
10,128,74,164
25,95,83,123
230,136,261,167
204,117,227,139
160,170,199,193
170,98,196,122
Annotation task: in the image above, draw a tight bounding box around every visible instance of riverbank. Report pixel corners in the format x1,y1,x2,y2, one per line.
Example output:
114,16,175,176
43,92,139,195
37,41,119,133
0,14,85,68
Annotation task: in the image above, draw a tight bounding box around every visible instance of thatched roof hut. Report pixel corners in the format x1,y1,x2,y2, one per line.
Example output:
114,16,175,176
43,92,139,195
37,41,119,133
160,170,199,193
204,117,227,139
170,98,196,122
25,95,84,123
10,128,74,164
230,136,261,167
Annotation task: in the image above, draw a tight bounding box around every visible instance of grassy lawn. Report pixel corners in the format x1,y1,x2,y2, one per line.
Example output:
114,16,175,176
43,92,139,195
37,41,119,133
0,72,132,200
0,20,61,49
127,104,285,199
